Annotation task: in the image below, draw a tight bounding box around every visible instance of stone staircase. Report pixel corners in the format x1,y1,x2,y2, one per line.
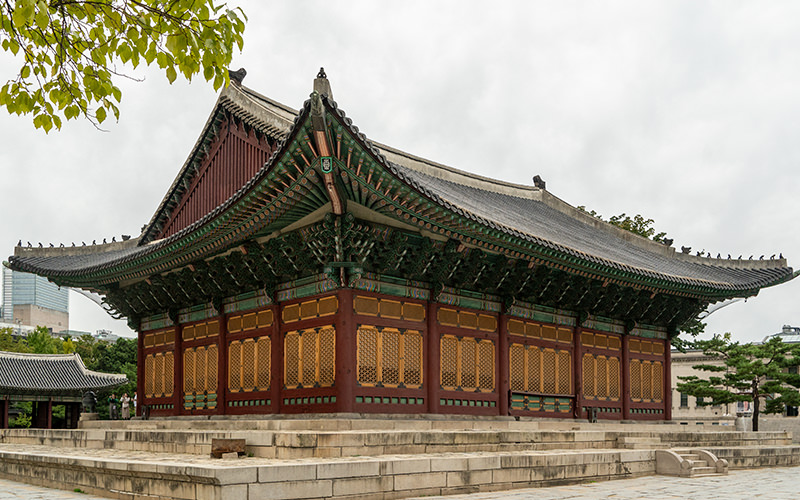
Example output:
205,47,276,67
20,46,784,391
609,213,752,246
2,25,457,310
655,449,729,477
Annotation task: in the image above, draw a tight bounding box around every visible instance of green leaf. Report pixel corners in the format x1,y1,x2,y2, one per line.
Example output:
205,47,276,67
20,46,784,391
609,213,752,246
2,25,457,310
95,106,106,123
165,66,177,84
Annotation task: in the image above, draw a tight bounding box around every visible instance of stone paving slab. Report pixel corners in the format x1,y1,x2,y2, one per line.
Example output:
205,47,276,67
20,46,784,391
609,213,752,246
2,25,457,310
408,465,800,499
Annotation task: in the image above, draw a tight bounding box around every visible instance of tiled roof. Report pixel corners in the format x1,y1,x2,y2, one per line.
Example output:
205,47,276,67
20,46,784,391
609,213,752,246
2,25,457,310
0,351,127,395
5,80,795,297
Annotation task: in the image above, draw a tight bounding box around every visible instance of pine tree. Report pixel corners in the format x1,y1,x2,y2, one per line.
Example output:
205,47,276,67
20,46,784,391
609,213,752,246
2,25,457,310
677,333,800,431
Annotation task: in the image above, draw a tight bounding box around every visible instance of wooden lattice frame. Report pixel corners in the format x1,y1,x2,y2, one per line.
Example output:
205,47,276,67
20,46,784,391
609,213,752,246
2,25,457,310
283,326,336,389
440,334,495,392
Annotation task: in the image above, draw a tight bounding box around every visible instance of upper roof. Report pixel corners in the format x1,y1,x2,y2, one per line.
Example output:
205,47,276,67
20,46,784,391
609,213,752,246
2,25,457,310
5,73,796,305
0,351,128,395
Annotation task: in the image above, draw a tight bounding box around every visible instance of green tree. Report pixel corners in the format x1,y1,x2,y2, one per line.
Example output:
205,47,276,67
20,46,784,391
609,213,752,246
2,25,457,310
677,333,800,431
25,325,59,353
577,206,668,243
0,326,31,352
0,0,246,131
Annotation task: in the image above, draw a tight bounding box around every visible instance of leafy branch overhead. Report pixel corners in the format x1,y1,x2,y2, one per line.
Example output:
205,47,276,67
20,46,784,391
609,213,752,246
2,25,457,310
0,0,246,131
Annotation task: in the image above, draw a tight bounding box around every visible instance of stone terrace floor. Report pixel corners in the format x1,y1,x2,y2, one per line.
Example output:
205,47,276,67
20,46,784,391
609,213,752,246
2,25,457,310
0,466,797,500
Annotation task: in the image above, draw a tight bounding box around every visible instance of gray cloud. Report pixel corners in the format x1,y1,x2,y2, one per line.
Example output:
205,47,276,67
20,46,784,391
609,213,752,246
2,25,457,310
2,1,798,341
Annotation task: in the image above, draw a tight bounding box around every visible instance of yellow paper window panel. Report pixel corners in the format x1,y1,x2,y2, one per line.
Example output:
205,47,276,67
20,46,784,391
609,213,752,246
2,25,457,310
581,353,620,401
143,328,176,349
144,352,174,398
437,308,497,332
440,335,495,392
356,326,424,388
508,344,571,395
228,310,274,334
228,336,271,393
508,319,572,344
182,321,220,342
282,296,339,324
630,359,663,402
353,296,426,323
183,345,218,395
580,331,621,351
283,326,336,389
629,338,665,356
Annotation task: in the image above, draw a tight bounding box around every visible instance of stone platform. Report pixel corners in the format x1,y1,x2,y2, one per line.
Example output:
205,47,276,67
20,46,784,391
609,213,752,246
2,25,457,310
0,415,797,500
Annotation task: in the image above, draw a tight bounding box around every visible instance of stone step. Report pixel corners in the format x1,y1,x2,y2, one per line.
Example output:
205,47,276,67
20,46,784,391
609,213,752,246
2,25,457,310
689,466,718,476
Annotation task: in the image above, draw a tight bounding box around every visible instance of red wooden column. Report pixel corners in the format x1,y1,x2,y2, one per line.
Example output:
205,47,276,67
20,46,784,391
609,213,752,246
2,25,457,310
572,325,583,419
498,308,510,416
217,311,228,414
173,322,184,416
334,289,355,412
136,329,144,417
0,397,8,429
621,334,631,420
271,303,282,413
426,301,440,414
664,340,672,420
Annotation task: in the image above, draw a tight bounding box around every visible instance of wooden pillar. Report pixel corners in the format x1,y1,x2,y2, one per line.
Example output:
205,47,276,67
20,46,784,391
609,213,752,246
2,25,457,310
498,309,510,416
271,303,282,413
426,301,440,414
218,312,228,414
0,397,8,429
572,325,583,419
174,322,184,416
621,334,630,420
45,399,53,429
664,341,672,421
136,330,144,417
334,289,355,412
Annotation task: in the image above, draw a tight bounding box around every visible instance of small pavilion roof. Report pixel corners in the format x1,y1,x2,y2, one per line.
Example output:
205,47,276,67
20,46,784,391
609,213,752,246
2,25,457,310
0,351,127,396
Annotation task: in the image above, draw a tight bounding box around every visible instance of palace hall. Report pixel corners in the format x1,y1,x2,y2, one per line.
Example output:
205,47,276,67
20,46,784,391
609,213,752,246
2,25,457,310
6,70,795,421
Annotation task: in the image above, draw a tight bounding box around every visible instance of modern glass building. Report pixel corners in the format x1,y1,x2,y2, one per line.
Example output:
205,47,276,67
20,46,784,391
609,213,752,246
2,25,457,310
1,267,69,331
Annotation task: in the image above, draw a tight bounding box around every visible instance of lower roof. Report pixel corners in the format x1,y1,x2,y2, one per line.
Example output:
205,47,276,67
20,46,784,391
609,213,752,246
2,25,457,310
0,351,128,396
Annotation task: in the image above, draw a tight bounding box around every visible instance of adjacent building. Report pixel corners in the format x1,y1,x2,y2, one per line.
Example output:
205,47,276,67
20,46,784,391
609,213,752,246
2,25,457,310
1,267,68,333
5,70,796,421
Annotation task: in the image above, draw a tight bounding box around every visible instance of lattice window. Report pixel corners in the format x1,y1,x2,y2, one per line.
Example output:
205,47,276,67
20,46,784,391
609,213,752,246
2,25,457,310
582,354,594,398
509,344,525,391
283,326,336,389
318,327,336,387
164,352,174,397
382,328,401,386
630,359,642,400
184,349,195,393
460,337,477,390
557,350,571,394
229,342,242,392
542,349,556,393
528,347,542,393
144,355,155,397
257,336,271,389
403,331,423,387
301,329,318,386
242,339,256,390
207,345,218,393
154,353,165,396
284,332,300,387
196,347,206,392
357,326,379,385
440,335,458,389
653,362,663,401
596,356,608,398
478,340,495,391
642,360,652,400
608,356,619,400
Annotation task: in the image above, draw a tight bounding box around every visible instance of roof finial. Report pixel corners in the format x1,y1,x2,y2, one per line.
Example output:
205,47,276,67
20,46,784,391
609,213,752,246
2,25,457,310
229,67,247,85
314,67,333,100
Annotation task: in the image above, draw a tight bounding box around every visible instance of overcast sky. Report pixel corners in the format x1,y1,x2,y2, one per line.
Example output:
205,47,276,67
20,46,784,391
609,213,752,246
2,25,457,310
2,1,799,342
